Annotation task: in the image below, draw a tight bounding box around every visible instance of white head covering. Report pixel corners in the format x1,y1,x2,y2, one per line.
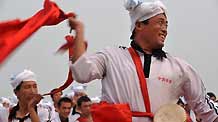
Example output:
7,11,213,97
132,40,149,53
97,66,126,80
0,97,10,104
65,92,75,99
71,85,87,93
124,0,167,32
91,96,101,103
10,69,37,89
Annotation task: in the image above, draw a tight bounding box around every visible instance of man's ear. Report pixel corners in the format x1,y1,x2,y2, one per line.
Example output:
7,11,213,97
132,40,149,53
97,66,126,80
56,106,60,112
14,90,18,96
135,21,144,31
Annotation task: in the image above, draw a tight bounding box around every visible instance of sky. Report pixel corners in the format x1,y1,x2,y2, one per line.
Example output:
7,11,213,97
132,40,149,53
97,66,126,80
0,0,218,99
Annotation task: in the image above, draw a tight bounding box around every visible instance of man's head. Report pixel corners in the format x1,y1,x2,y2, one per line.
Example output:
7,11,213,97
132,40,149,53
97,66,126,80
0,97,11,108
10,70,38,102
125,0,168,49
77,96,92,117
50,88,63,103
207,92,216,101
71,85,87,105
57,97,72,119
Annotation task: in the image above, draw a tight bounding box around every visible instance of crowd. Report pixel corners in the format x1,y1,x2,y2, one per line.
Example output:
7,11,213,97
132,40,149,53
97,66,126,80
0,69,99,122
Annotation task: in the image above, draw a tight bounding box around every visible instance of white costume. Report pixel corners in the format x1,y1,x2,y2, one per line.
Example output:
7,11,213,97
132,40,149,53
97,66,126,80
52,114,76,122
8,104,54,122
0,106,9,122
7,69,55,122
71,47,218,122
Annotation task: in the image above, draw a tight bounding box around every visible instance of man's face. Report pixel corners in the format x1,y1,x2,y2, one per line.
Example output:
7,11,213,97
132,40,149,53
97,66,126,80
52,92,62,103
15,81,38,101
138,13,168,49
210,96,216,102
2,102,10,108
80,101,92,116
58,102,72,118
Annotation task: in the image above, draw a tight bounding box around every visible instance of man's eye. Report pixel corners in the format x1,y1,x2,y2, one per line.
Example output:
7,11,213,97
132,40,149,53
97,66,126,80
158,21,163,25
24,86,31,89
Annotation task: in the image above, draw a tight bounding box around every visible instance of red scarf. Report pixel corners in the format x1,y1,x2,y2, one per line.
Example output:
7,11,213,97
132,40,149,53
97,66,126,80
0,0,74,65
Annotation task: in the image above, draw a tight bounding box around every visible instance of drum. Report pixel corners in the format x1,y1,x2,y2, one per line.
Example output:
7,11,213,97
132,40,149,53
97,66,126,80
154,104,188,122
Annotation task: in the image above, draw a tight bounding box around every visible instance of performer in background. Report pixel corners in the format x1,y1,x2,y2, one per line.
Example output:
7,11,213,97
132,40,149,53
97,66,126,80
7,69,54,122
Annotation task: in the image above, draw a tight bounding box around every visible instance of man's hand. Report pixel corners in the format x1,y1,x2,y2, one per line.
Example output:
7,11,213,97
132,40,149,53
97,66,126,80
27,94,42,111
68,17,86,63
68,17,84,33
26,94,43,122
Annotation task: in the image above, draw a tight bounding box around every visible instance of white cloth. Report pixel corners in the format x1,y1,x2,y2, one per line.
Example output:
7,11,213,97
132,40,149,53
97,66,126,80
0,106,9,122
70,47,218,122
8,104,54,122
71,114,80,122
10,69,37,89
38,101,57,121
52,114,77,122
124,0,167,32
71,85,87,93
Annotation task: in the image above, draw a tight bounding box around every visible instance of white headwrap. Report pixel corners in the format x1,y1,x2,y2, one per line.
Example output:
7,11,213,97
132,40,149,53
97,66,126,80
10,69,37,89
0,97,11,104
65,92,75,99
71,85,87,93
124,0,167,32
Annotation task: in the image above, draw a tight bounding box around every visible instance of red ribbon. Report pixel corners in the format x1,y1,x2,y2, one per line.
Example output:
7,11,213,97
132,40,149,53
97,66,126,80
0,0,74,65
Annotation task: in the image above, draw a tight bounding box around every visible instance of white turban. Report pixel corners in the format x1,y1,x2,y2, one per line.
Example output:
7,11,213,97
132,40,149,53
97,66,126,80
10,69,37,89
0,97,10,104
124,0,167,32
71,85,87,93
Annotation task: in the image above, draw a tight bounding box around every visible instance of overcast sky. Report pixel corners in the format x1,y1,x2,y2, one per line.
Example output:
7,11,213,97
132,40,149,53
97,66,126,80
0,0,218,99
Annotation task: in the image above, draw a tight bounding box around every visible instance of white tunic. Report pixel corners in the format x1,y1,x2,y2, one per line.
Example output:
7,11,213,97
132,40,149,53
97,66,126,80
52,114,76,122
9,104,54,122
70,47,218,122
0,106,9,122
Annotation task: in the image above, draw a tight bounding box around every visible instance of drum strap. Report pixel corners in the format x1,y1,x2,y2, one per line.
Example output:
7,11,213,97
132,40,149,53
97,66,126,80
128,47,154,118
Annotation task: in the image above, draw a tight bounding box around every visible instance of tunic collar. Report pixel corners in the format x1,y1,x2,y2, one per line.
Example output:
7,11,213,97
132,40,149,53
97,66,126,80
130,41,167,61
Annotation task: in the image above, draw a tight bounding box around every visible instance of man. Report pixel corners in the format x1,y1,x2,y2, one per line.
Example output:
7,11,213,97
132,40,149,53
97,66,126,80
207,92,217,102
7,69,53,122
50,88,63,111
0,97,11,109
53,97,74,122
76,96,92,122
68,0,218,122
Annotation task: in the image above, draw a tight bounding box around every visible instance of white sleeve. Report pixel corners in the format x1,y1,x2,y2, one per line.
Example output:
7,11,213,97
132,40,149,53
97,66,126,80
37,105,54,122
70,51,107,83
0,107,9,122
183,64,218,122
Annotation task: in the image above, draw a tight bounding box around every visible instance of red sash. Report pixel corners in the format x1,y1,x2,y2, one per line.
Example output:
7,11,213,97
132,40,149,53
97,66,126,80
77,117,88,122
76,101,132,122
128,47,154,118
90,101,132,122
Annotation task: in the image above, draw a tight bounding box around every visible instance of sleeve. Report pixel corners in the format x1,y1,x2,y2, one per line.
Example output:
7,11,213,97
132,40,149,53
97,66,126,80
37,105,55,122
183,64,218,122
0,107,9,122
70,50,107,83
